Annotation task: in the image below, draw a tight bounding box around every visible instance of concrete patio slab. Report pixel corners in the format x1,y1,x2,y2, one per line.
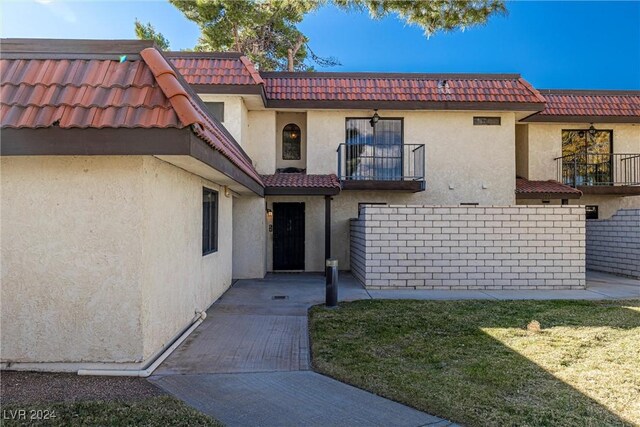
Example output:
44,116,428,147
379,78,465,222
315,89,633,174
150,371,454,427
154,312,309,375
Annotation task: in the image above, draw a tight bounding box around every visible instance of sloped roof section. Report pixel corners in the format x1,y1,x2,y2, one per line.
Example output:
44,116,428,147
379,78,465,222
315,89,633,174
522,90,640,123
516,178,582,199
0,39,262,187
262,173,341,195
167,52,264,86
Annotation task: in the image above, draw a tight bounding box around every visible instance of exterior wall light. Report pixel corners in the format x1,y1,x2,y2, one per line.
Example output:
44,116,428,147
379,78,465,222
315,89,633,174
588,124,597,136
369,110,380,127
266,209,273,218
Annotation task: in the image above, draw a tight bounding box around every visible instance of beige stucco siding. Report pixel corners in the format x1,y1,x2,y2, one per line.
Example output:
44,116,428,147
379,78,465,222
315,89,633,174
1,155,234,366
526,123,640,180
198,94,247,147
246,110,277,174
306,110,516,205
1,156,145,363
515,124,529,178
517,195,640,219
232,195,267,279
139,156,233,359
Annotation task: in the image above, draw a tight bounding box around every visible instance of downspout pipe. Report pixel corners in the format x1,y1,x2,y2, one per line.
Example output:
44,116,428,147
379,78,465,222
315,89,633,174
77,311,207,377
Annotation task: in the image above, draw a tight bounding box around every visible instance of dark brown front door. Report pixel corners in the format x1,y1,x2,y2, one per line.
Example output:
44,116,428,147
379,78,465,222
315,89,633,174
273,202,305,270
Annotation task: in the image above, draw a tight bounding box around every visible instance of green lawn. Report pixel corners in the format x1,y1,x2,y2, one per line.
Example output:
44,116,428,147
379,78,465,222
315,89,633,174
1,396,222,427
309,299,640,427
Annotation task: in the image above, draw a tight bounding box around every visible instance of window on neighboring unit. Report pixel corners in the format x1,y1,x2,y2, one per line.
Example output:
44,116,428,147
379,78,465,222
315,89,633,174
204,102,224,122
473,116,501,126
585,205,599,220
282,123,301,160
345,118,403,180
203,188,218,255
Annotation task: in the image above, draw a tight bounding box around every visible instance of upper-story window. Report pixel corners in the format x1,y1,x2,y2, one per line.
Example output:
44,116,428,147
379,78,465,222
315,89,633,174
204,102,224,122
282,123,301,160
345,118,403,180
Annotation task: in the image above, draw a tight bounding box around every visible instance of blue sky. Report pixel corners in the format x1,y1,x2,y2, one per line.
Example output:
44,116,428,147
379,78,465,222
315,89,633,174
1,1,639,89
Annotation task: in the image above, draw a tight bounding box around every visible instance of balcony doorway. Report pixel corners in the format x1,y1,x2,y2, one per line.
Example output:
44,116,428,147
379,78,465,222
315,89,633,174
345,118,403,180
561,129,613,185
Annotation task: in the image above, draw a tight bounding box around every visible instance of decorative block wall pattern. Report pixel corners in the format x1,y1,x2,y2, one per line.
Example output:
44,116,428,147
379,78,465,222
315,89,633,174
586,209,640,279
350,205,586,290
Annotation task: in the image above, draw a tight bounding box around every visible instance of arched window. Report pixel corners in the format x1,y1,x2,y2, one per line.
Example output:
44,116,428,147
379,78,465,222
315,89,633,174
282,123,301,160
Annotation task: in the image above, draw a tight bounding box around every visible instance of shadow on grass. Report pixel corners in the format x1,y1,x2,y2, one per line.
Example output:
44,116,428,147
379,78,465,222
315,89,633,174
309,299,640,427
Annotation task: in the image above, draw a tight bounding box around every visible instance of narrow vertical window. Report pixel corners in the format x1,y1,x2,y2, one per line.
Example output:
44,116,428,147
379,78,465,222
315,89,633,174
282,123,301,160
203,188,218,255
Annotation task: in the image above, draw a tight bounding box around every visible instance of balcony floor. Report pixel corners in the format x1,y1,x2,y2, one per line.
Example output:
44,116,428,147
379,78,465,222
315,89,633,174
341,180,425,192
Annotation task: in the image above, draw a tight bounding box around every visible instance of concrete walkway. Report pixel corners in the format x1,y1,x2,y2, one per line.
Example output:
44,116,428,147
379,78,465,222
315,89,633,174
150,270,638,426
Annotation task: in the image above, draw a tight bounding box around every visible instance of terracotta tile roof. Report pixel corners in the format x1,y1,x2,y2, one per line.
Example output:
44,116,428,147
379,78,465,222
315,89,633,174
0,41,262,186
166,52,264,86
516,178,582,197
262,173,341,189
260,73,546,106
523,90,640,122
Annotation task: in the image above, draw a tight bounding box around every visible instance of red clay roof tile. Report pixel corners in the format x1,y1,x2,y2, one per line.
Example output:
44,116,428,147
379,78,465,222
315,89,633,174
260,73,544,104
262,173,341,189
529,90,640,119
1,41,262,187
516,178,582,196
167,52,264,86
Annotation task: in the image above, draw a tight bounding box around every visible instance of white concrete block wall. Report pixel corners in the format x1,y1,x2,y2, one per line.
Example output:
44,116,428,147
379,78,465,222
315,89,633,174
586,209,640,279
350,205,586,290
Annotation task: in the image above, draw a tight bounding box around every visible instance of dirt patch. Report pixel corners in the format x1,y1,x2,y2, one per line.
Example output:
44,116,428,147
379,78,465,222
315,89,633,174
1,371,164,405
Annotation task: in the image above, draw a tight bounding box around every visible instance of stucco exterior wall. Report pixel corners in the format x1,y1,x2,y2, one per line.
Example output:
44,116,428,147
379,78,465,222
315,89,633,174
515,124,529,178
1,155,235,367
275,112,307,170
306,110,516,205
517,195,640,220
526,123,640,181
1,156,146,364
246,110,277,174
139,156,234,359
198,94,247,147
233,196,267,279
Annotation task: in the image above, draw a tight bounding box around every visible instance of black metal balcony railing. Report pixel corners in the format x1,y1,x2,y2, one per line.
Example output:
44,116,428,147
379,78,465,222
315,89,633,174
337,143,425,182
555,153,640,187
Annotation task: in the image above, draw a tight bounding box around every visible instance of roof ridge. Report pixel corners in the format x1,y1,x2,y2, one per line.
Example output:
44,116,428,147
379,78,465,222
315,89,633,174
0,38,155,56
517,77,546,104
239,55,264,85
139,47,263,186
260,71,523,80
164,51,244,59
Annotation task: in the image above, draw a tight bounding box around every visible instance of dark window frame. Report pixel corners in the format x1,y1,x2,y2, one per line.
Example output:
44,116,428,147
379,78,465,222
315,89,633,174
282,123,302,160
202,187,219,255
344,117,405,179
585,205,599,220
473,116,501,126
204,102,225,122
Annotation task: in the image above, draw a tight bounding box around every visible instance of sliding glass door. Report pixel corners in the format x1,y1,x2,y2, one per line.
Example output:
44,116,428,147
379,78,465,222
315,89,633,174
345,118,403,180
562,130,612,185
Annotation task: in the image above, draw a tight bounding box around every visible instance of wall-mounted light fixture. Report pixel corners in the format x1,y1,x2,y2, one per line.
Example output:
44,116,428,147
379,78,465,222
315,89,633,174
223,186,231,198
266,208,273,218
588,123,597,136
369,109,380,127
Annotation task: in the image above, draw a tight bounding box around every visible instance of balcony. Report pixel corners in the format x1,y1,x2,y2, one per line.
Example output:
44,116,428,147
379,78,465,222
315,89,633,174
555,153,640,195
337,143,425,192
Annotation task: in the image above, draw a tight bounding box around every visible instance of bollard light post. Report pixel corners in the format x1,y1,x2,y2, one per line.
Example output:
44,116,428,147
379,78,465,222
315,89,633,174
325,259,338,307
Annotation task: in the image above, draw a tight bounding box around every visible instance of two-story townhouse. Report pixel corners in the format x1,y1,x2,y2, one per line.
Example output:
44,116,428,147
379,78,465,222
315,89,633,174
168,53,639,277
516,90,640,218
